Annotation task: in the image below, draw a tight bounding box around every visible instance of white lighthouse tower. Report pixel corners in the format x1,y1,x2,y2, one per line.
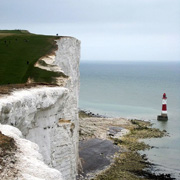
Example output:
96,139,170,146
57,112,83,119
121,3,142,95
157,93,168,120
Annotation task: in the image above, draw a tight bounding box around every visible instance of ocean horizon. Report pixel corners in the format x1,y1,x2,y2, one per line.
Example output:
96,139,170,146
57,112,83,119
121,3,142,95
79,60,180,179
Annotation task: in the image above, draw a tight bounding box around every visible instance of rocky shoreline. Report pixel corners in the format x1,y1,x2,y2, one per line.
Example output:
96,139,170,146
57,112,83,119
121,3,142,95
78,110,175,180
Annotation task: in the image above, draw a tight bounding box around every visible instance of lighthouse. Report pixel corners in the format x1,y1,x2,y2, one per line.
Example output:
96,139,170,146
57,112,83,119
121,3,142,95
157,93,168,120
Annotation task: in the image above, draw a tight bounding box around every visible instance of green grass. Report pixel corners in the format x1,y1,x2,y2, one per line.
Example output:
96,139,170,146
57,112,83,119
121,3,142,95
0,29,30,34
30,67,68,84
0,30,60,85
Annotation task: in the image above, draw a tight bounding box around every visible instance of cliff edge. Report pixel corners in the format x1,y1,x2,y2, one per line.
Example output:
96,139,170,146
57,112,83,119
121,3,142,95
0,36,80,180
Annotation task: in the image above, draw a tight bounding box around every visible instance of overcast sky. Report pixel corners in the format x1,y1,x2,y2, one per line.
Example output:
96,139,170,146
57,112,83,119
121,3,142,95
1,0,180,61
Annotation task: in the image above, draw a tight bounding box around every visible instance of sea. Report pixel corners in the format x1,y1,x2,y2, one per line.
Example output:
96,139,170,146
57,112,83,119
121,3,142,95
79,61,180,179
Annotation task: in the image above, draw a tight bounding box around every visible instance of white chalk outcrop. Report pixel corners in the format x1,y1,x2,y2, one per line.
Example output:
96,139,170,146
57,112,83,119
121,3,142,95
0,37,80,180
0,124,64,180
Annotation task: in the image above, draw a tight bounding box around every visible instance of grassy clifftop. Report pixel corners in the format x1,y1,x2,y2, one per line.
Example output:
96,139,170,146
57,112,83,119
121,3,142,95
0,30,60,85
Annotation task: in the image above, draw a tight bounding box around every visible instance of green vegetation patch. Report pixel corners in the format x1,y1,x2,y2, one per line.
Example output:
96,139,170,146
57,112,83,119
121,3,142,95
0,30,60,85
30,67,68,84
94,152,148,180
0,29,30,35
130,119,166,139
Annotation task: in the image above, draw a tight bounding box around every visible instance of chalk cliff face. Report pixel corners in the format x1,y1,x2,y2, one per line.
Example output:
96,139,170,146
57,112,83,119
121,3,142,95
0,123,64,180
0,37,80,180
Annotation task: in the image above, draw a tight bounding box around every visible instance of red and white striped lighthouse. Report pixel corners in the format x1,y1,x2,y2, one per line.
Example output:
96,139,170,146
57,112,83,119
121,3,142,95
157,93,168,120
161,93,167,116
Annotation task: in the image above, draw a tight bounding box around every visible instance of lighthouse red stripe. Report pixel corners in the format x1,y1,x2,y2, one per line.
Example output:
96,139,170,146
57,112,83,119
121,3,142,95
162,104,167,111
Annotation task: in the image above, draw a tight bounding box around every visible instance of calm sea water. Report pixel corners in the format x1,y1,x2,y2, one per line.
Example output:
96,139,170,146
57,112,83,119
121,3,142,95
79,61,180,179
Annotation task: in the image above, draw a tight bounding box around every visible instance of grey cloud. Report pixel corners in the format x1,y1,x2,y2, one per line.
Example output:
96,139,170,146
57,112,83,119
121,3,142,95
1,0,180,24
0,0,179,61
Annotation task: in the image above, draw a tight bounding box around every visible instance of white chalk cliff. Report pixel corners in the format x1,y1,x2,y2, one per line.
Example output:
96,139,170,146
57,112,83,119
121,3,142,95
0,123,64,180
0,37,80,180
